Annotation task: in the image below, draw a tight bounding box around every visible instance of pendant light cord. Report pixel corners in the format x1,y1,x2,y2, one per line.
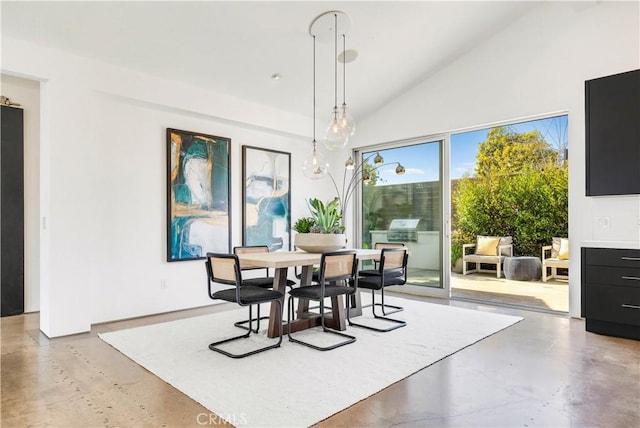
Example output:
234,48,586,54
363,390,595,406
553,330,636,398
313,34,317,146
342,34,346,107
333,13,338,114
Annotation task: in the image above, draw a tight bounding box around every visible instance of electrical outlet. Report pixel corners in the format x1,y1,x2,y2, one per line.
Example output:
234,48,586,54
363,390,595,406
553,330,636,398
597,216,610,228
160,279,167,290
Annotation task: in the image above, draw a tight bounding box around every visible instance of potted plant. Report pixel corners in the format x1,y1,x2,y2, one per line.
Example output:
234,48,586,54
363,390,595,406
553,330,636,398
293,197,346,252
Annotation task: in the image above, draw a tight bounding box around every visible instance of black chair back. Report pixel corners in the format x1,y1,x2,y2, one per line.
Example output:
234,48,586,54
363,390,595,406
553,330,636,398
233,245,270,275
319,250,358,285
380,247,408,276
372,242,406,266
206,253,243,304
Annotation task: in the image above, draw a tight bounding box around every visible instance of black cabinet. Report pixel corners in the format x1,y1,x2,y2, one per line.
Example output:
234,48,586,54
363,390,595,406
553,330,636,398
582,247,640,340
585,69,640,196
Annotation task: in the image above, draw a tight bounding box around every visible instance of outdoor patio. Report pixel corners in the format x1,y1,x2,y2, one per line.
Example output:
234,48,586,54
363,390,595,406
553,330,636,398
450,272,568,313
405,268,569,313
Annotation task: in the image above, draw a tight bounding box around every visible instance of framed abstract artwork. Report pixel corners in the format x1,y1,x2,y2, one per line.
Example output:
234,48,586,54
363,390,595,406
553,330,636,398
167,128,231,262
242,146,291,252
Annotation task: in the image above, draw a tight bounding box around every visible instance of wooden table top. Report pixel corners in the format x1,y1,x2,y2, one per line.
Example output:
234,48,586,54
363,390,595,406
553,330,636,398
237,249,380,268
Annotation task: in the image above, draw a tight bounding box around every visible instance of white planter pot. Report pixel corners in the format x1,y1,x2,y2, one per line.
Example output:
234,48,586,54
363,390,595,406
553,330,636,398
294,233,346,253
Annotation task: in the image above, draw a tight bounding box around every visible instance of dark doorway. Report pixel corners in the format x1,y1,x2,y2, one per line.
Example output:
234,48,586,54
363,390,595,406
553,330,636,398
1,104,25,316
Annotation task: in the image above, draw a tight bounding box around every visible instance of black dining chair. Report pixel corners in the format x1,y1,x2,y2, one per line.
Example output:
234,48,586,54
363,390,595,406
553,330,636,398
205,252,284,358
232,245,296,332
287,250,358,351
358,242,406,277
293,246,331,313
348,247,408,332
357,243,407,315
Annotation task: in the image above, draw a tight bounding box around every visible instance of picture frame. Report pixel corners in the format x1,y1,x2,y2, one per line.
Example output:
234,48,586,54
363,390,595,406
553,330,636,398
242,145,291,252
167,128,231,262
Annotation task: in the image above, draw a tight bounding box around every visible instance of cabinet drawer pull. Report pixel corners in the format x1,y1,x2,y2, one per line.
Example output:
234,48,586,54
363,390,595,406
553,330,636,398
621,276,640,281
621,304,640,310
621,257,640,261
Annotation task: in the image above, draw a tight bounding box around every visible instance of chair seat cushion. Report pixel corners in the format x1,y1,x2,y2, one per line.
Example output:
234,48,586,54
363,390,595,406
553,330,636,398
212,286,283,304
544,258,569,268
242,277,275,288
358,269,404,278
357,276,406,290
464,254,506,263
289,284,353,300
243,277,296,288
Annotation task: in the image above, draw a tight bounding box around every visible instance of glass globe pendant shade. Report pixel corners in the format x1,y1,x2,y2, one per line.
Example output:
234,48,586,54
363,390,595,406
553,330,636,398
302,144,329,179
339,104,356,138
344,156,355,170
324,107,349,151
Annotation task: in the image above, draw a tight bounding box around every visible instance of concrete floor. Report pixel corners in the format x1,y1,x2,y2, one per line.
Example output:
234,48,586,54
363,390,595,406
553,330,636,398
2,296,639,428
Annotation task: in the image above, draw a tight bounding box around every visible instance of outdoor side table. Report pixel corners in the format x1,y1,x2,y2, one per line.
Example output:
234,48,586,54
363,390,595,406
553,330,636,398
504,256,542,281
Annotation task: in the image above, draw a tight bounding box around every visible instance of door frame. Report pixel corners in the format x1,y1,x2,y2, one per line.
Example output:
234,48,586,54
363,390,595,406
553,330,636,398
353,134,450,299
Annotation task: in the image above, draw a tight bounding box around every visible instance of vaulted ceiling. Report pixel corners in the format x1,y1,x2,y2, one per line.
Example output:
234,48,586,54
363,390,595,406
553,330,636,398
2,1,541,122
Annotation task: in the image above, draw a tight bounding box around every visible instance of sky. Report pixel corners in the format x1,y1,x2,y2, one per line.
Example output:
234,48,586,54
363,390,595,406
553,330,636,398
362,114,568,185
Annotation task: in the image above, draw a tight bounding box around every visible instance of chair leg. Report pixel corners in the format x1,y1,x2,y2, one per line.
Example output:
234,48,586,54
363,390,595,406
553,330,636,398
362,290,403,315
376,288,404,315
463,260,477,275
233,305,269,333
287,294,355,351
209,300,283,359
348,289,406,332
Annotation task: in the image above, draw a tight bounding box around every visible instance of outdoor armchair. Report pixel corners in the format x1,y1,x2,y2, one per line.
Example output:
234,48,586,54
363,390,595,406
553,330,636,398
462,236,513,278
542,237,569,282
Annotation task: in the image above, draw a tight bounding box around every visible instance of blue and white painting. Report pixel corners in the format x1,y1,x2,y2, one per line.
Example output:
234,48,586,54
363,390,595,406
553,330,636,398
242,146,290,252
167,129,230,261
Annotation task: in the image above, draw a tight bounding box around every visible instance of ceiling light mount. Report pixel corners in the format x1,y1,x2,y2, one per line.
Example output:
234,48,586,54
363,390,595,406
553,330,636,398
309,11,351,42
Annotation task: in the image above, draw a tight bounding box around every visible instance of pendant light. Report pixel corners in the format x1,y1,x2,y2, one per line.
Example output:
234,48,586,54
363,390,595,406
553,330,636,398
324,13,348,151
310,11,354,152
302,34,329,179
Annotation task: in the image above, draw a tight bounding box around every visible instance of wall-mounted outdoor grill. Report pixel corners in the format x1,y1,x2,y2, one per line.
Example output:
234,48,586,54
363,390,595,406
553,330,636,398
387,218,422,242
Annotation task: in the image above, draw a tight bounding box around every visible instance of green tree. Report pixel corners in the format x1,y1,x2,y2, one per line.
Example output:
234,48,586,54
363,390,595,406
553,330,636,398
476,127,558,179
453,126,568,260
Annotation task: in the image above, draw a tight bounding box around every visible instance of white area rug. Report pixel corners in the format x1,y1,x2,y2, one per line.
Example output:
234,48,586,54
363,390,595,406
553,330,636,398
99,296,522,427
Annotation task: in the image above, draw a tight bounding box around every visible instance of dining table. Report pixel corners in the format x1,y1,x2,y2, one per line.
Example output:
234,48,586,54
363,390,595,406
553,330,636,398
237,249,381,338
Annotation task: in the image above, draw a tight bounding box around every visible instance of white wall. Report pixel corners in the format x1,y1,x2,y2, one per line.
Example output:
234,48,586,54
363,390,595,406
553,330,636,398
352,1,640,317
2,38,335,337
1,74,40,312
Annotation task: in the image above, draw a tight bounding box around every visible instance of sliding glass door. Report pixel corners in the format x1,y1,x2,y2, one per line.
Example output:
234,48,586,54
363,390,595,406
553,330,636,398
357,140,444,290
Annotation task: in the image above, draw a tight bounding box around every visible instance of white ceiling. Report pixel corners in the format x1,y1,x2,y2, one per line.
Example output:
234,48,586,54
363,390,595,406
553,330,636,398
1,1,540,122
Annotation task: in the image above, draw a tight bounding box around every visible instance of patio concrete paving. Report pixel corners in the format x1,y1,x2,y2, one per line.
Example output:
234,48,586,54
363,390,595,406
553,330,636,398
450,272,569,313
404,268,569,313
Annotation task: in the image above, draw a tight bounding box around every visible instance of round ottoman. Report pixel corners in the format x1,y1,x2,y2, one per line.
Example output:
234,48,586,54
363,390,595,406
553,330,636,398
504,256,542,281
